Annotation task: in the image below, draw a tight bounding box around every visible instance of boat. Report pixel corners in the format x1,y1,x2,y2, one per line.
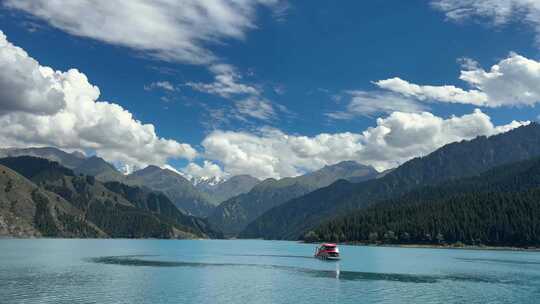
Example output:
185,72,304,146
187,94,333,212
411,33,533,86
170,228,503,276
314,243,340,260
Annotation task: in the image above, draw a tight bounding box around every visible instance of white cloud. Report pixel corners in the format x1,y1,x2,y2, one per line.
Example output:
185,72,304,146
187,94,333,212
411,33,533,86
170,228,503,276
375,77,488,106
199,97,285,130
0,31,65,115
1,29,527,179
0,30,196,169
186,64,259,98
183,161,227,180
187,63,286,124
234,97,276,121
144,81,177,92
199,110,528,179
375,53,540,107
432,0,540,45
458,57,480,70
354,109,527,170
327,91,428,119
4,0,285,64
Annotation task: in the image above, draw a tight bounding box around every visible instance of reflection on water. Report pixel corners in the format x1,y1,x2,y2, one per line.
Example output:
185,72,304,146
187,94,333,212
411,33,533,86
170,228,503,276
88,255,509,284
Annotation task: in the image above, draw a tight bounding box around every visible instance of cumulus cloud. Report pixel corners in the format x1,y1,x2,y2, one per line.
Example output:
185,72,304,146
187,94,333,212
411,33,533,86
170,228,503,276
186,64,259,98
144,81,177,92
354,110,527,170
199,110,528,179
4,0,285,64
375,53,540,107
327,91,428,119
0,30,196,169
0,31,65,115
432,0,540,45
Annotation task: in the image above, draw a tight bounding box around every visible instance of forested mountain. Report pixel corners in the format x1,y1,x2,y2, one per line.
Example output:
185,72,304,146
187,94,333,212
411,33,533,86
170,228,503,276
103,181,220,238
0,147,222,217
0,156,218,239
240,123,540,240
125,165,216,217
0,164,106,238
208,161,378,236
309,157,540,246
194,175,260,205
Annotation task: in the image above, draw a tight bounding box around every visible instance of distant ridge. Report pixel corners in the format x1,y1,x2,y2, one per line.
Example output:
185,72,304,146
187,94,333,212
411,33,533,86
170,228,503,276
125,165,216,217
0,147,86,169
0,147,124,181
193,174,260,205
208,161,378,236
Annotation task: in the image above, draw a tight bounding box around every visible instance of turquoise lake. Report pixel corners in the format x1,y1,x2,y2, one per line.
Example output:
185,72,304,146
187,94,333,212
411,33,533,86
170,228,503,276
1,239,540,303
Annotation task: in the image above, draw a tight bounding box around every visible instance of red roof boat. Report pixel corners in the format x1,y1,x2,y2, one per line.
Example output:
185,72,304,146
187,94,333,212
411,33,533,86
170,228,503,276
314,243,340,260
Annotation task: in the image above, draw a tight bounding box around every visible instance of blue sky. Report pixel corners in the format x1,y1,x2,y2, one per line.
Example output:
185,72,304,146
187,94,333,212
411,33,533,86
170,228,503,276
0,1,539,179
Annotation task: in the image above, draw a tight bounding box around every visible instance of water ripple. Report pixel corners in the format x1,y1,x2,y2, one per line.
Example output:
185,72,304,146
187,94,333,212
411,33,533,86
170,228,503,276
456,257,540,266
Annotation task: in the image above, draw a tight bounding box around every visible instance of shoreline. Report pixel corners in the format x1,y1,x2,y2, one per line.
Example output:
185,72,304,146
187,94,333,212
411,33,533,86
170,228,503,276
2,237,540,252
338,242,540,252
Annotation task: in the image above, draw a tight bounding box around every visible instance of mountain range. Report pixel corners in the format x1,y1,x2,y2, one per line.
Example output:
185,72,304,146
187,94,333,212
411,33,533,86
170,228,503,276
240,123,540,240
124,165,216,217
3,123,540,246
0,156,220,238
0,147,260,217
193,175,260,205
208,161,379,236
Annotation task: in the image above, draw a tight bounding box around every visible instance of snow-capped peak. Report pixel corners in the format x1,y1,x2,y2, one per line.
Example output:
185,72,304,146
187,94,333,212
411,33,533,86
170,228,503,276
191,175,226,187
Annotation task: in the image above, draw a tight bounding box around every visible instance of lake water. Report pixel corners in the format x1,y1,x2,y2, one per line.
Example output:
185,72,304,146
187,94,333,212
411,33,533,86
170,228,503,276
1,239,540,304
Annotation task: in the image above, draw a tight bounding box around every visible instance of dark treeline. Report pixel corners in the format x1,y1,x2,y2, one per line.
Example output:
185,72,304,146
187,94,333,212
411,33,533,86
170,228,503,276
307,157,540,247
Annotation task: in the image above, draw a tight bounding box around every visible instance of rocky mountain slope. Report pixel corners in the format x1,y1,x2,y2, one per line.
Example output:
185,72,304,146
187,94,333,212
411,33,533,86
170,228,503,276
194,175,260,205
0,163,105,238
125,165,216,217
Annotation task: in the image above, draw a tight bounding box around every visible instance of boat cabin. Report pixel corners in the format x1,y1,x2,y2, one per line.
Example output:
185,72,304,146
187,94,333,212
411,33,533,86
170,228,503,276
314,243,340,260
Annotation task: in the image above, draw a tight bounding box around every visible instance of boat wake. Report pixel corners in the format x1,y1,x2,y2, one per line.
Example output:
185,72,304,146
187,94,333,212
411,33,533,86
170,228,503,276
87,255,510,284
225,254,313,259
